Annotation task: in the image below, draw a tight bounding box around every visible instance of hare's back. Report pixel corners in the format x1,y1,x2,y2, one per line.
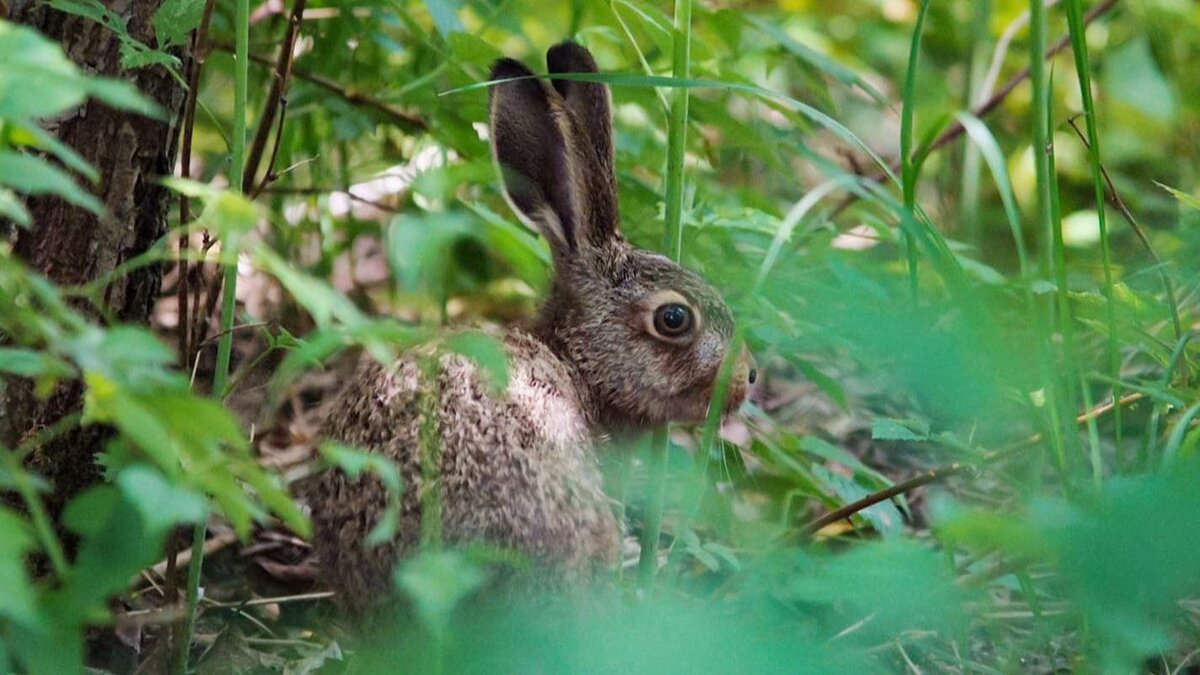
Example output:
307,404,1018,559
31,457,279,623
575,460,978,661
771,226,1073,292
304,329,618,611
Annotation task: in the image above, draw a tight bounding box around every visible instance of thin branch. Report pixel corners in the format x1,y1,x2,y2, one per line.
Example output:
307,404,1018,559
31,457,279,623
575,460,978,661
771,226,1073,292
243,0,308,194
215,44,429,133
258,184,405,213
1064,115,1184,346
177,0,218,373
802,391,1146,537
802,462,975,536
251,94,291,197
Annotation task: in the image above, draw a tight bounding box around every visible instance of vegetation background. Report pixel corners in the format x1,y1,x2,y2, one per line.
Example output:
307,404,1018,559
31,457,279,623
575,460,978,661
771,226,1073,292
1,0,1198,672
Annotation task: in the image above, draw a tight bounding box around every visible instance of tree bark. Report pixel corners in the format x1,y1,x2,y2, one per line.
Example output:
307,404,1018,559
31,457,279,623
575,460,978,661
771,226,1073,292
2,1,187,516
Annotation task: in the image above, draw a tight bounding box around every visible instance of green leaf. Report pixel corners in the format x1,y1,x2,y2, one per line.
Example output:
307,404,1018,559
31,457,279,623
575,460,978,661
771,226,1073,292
812,464,904,537
152,0,204,49
82,78,164,119
0,22,88,118
321,442,403,546
395,550,488,637
1155,181,1200,211
801,437,892,489
118,42,180,71
1105,37,1178,123
870,417,930,442
45,0,180,72
386,211,479,295
8,123,98,182
0,508,37,627
114,464,207,534
0,348,74,378
0,188,30,227
444,331,509,393
783,540,969,644
0,151,104,216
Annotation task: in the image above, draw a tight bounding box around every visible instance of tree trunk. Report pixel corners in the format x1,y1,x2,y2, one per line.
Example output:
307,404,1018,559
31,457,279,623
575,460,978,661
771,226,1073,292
2,0,187,516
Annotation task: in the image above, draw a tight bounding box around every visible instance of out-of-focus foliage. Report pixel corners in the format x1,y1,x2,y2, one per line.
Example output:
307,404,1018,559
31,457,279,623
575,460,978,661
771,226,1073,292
2,0,1199,672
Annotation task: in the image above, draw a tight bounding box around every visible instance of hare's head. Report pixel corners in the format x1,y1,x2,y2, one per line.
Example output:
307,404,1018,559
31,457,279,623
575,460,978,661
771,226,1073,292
489,41,754,432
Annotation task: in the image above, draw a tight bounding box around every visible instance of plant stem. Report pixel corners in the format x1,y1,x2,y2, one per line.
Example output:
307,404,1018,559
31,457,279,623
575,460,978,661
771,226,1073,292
638,0,692,596
176,0,250,671
661,0,692,261
1028,0,1070,474
900,0,932,305
959,0,991,249
1064,0,1122,465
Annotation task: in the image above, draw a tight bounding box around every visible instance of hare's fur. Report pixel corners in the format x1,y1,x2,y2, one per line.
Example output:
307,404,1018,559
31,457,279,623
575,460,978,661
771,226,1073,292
301,41,750,612
307,331,619,612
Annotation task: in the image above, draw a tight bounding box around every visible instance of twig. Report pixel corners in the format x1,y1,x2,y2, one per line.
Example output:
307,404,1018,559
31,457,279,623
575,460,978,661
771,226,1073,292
1064,115,1184,346
830,0,1119,217
802,391,1146,537
190,263,226,371
243,0,308,194
203,591,335,609
114,605,189,629
803,462,976,536
196,321,271,350
258,184,404,213
215,44,428,133
251,95,291,197
142,529,239,587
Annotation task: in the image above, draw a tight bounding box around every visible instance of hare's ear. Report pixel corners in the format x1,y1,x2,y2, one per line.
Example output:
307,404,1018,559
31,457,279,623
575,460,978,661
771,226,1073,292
489,58,580,259
546,41,620,249
547,41,614,180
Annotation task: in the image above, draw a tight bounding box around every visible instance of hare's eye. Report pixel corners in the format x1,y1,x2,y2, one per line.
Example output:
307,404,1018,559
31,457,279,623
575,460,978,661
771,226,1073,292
653,303,694,338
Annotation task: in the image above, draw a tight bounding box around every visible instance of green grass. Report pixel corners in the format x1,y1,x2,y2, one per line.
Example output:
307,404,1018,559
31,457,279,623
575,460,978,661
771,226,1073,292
3,2,1199,672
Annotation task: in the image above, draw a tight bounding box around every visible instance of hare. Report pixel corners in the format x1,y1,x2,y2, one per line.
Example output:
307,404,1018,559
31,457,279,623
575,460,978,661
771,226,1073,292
301,41,755,612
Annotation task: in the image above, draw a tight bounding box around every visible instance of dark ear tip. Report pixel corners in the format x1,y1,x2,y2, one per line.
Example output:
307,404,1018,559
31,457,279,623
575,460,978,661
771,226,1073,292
547,39,598,74
489,57,534,83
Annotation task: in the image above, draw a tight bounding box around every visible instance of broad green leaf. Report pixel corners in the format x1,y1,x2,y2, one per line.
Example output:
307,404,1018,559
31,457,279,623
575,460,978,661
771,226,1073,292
386,211,479,294
0,21,161,121
115,464,206,535
255,247,368,328
0,22,88,118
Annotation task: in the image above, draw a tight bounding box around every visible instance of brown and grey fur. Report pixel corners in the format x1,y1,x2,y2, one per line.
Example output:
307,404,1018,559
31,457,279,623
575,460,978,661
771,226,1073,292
301,41,753,613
